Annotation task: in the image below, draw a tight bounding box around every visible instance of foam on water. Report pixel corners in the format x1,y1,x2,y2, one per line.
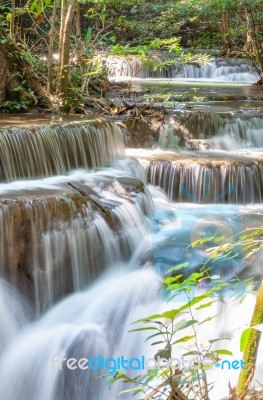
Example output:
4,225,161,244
107,56,259,83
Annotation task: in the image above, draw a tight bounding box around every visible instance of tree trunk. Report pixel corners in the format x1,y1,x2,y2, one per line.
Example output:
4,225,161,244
47,2,57,95
243,7,263,83
236,283,263,398
56,0,67,94
221,12,232,49
0,41,51,108
10,0,15,36
75,3,81,36
57,0,77,111
244,9,256,55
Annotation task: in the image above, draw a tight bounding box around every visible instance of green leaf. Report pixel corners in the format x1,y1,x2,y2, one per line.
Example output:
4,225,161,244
183,351,199,356
162,310,182,319
118,388,143,395
151,341,165,346
240,328,253,352
172,335,196,344
137,309,182,322
199,316,216,325
214,350,233,356
191,236,213,248
165,263,188,275
174,319,198,331
188,271,207,281
163,275,183,284
86,27,93,45
96,32,111,45
129,327,160,333
196,301,215,310
178,293,211,313
36,4,42,14
166,283,181,291
136,314,164,322
209,338,231,344
145,332,167,342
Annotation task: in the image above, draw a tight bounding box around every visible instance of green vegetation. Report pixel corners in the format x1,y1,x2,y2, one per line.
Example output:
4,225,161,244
0,0,263,112
105,228,263,399
1,1,263,398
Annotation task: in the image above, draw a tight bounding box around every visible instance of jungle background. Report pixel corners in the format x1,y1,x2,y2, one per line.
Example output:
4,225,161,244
0,0,263,113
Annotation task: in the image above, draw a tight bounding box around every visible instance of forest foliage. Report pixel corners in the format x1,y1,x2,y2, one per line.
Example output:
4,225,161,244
0,0,263,110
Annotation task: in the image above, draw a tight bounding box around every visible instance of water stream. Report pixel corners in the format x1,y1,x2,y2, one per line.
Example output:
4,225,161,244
107,56,259,82
0,59,263,400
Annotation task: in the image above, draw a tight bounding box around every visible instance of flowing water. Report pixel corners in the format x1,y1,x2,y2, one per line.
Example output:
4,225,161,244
0,118,125,180
0,269,161,400
159,106,263,150
0,165,152,312
0,278,29,353
107,56,259,82
0,60,263,400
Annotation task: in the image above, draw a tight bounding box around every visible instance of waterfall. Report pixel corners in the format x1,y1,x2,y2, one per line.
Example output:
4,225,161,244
212,117,263,149
134,151,263,203
175,59,258,82
0,167,152,312
0,107,263,400
0,278,29,353
0,268,161,400
0,119,125,181
160,112,263,150
107,56,259,83
0,266,262,400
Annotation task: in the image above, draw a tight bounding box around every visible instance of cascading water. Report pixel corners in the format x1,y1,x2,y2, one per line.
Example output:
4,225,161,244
0,166,152,312
128,149,263,203
0,117,152,311
160,110,263,150
107,56,259,83
1,99,263,400
0,118,125,180
0,278,29,353
0,269,161,400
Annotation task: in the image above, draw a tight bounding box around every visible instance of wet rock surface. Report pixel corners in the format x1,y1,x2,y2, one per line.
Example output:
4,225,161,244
0,174,149,312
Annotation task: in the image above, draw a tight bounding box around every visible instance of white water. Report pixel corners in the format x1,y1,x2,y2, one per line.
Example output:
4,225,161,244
127,148,263,203
0,166,152,312
0,269,161,400
0,279,29,353
0,183,263,399
1,97,263,400
160,114,263,151
0,119,125,181
212,117,263,149
107,56,259,83
0,256,262,400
